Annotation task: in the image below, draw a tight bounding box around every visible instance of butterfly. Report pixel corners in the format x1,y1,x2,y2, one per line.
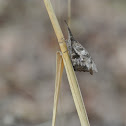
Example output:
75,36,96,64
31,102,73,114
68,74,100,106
65,21,98,75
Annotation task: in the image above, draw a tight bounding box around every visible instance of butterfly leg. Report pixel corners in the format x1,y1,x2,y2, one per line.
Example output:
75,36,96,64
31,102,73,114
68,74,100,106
59,37,67,44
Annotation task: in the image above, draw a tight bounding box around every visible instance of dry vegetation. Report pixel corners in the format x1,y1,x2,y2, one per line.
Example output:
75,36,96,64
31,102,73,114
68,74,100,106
0,0,126,126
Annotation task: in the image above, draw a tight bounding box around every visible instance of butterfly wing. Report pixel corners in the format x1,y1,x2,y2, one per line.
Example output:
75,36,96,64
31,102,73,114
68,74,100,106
72,41,98,73
65,20,98,74
72,41,90,59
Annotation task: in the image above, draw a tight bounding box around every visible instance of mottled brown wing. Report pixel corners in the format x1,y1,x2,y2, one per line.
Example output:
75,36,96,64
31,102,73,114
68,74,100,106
72,41,90,57
72,41,98,73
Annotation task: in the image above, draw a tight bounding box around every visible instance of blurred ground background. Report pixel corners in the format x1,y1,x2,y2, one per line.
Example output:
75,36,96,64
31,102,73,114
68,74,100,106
0,0,126,126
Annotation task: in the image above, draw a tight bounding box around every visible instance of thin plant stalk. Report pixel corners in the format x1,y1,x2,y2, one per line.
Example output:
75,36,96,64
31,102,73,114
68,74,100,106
68,0,71,26
52,1,71,125
43,0,90,126
52,52,64,126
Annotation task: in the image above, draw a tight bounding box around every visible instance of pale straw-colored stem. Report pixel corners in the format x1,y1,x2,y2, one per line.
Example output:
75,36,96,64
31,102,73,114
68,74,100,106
68,0,71,26
43,0,90,126
52,52,64,126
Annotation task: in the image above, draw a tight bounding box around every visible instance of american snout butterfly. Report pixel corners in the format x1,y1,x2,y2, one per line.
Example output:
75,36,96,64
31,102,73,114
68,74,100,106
65,21,98,75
